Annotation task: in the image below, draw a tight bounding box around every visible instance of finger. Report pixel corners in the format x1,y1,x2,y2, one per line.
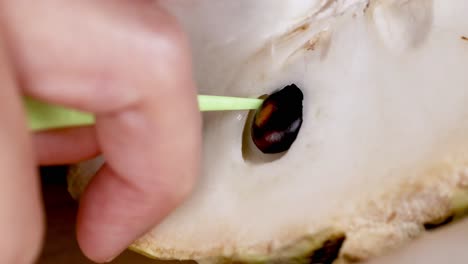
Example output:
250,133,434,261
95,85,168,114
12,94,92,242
2,0,187,113
0,37,44,263
1,1,202,262
34,126,99,165
79,9,202,261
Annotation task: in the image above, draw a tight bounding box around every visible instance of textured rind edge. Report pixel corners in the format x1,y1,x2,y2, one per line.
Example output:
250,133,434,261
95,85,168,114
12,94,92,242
126,191,468,264
129,228,347,264
67,157,468,264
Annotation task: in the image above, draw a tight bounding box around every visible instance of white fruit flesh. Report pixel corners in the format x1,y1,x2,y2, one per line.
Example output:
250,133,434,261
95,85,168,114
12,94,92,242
68,0,468,262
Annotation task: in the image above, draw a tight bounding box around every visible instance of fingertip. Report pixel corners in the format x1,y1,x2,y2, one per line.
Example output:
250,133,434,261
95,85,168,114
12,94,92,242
75,167,128,263
76,165,192,263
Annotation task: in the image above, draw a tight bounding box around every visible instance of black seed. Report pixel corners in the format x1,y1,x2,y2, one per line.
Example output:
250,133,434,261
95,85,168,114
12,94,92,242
251,84,303,154
307,234,346,264
423,214,454,230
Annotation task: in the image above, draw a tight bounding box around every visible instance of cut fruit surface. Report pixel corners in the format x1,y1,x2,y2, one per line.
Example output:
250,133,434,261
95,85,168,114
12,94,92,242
67,0,468,263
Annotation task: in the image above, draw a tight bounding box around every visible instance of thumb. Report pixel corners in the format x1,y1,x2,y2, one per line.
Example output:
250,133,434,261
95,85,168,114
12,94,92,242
1,1,201,262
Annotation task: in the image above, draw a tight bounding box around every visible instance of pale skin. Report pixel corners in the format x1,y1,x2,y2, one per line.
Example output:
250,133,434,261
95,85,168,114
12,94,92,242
0,0,201,263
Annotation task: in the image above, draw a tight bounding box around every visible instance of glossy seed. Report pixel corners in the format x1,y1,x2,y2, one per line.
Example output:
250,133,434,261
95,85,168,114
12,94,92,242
251,84,303,154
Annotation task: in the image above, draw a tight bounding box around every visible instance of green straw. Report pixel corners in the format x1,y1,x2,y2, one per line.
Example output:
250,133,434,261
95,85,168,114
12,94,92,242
197,95,263,111
25,95,263,131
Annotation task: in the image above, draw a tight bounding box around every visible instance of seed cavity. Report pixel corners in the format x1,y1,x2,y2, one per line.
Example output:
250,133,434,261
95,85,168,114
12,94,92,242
251,84,304,154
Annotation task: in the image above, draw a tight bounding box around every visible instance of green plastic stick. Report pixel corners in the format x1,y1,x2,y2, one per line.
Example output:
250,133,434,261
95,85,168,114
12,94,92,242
197,95,263,111
25,97,96,132
25,95,263,131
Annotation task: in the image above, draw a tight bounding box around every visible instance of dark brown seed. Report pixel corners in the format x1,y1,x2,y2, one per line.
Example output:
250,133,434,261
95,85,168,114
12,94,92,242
423,214,454,230
251,84,303,154
307,234,346,264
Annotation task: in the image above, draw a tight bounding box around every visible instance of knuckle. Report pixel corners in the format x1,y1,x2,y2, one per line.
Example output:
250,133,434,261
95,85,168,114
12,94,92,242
152,7,189,53
146,12,192,73
157,173,197,209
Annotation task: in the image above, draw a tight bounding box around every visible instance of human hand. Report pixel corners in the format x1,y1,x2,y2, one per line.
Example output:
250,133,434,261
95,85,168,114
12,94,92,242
0,1,201,263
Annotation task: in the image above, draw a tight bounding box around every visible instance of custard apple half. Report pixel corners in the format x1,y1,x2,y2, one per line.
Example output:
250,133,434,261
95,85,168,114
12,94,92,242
67,0,468,263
